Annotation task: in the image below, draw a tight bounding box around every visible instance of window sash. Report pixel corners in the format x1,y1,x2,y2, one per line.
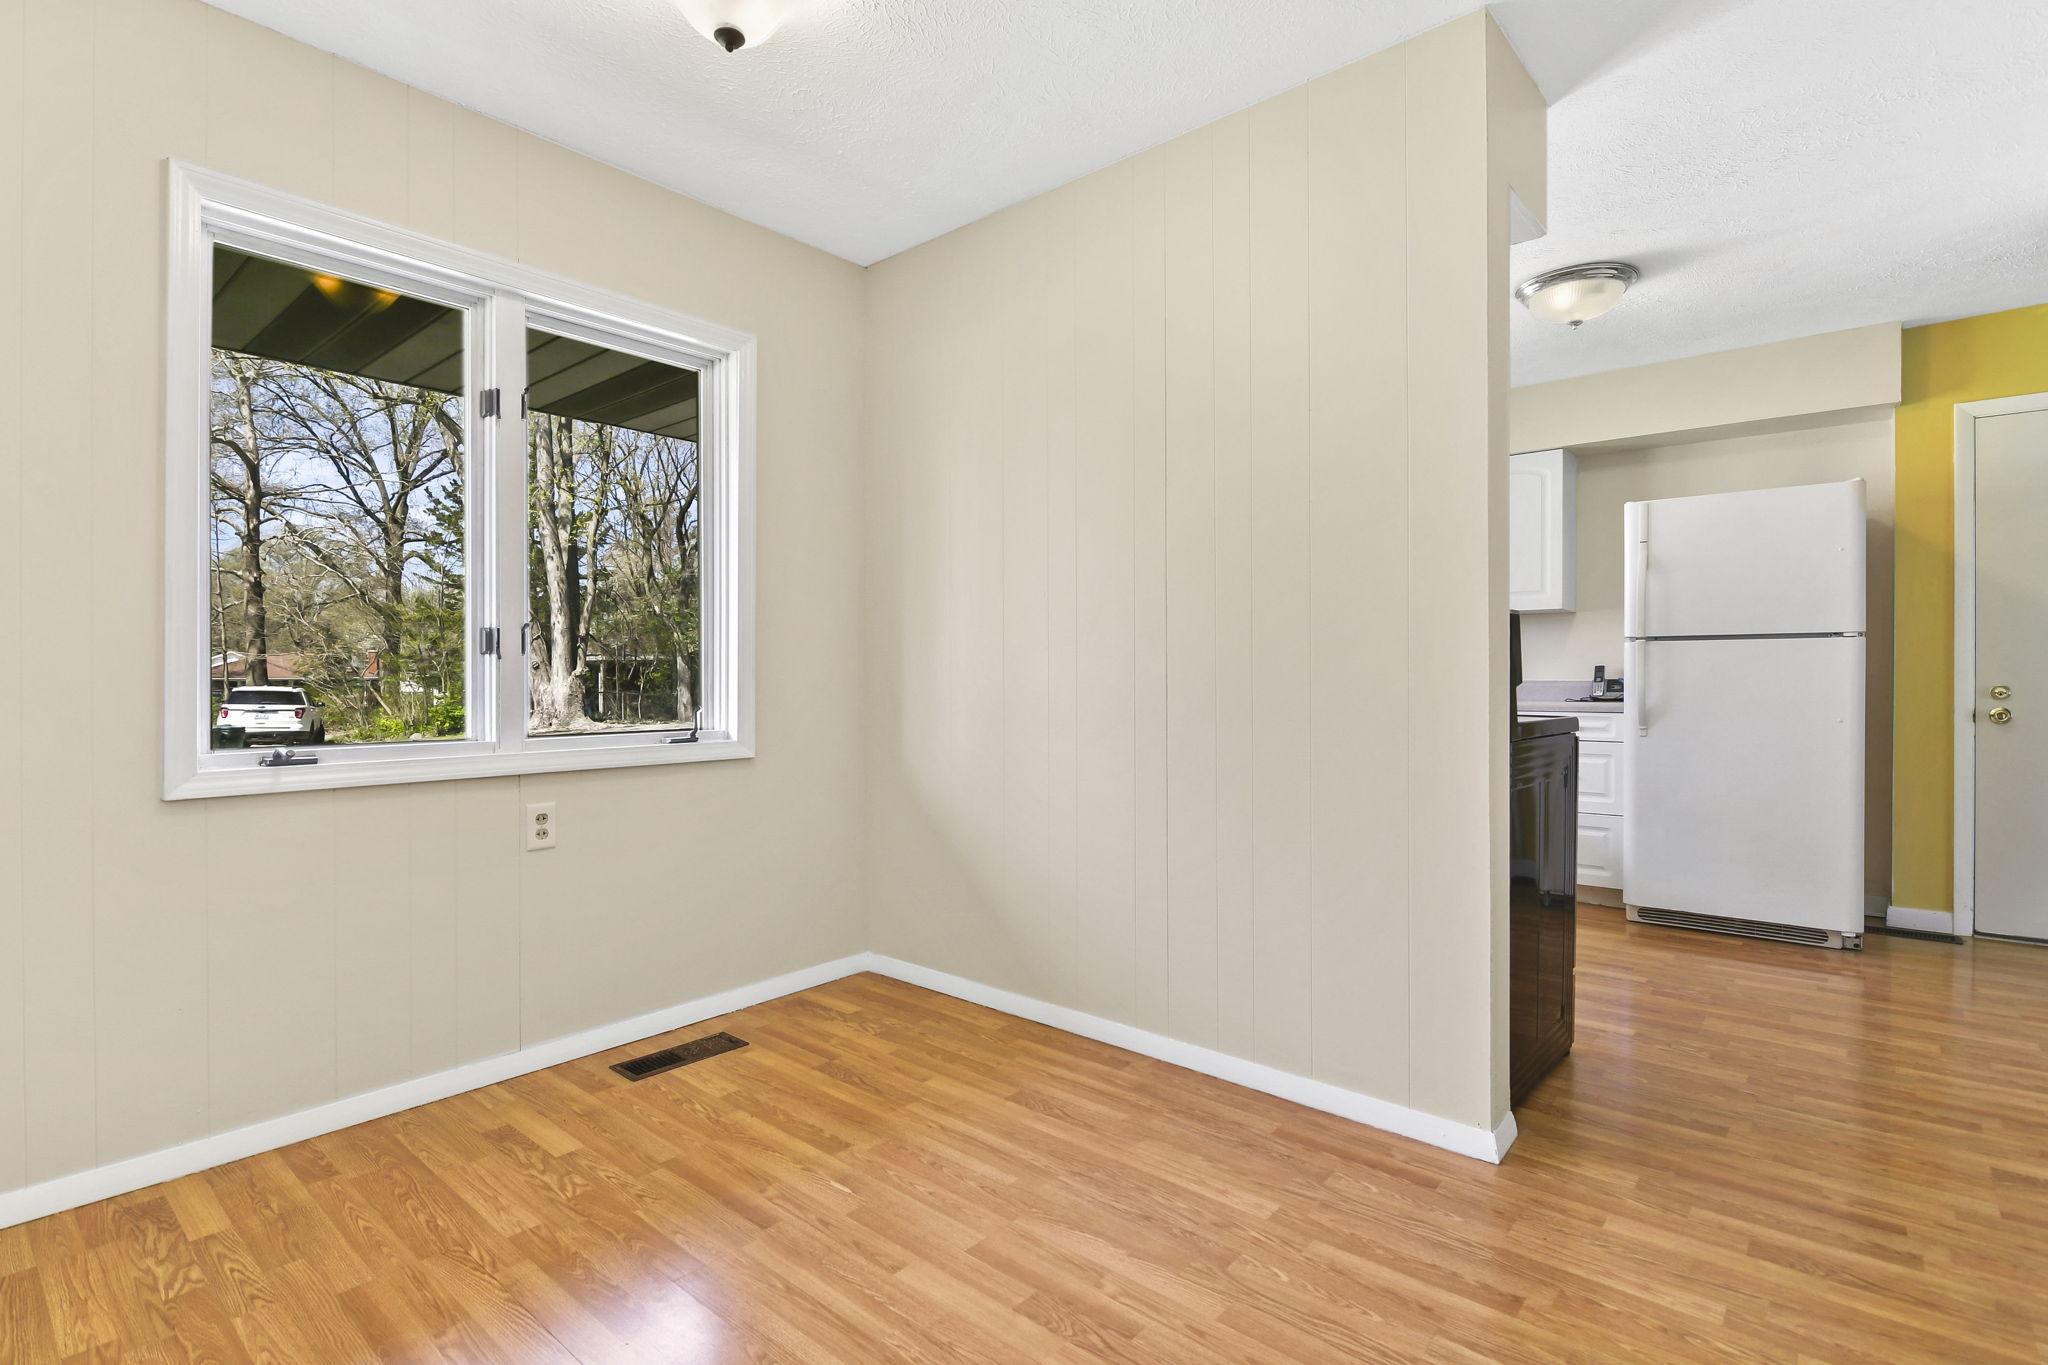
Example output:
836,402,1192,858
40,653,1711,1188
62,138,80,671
517,305,722,748
205,225,496,759
164,162,756,800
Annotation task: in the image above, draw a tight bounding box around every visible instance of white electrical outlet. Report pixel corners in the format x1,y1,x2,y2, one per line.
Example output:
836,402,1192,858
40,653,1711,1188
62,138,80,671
524,802,558,851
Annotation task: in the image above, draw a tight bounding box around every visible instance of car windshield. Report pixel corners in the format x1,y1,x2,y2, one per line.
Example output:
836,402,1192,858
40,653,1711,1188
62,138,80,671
225,689,304,705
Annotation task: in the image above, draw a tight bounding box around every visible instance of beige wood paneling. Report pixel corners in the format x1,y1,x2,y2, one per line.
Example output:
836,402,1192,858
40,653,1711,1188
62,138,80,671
20,0,103,1184
1129,149,1173,1041
1483,17,1547,1108
1044,188,1082,1027
1401,20,1503,1127
1245,87,1315,1079
0,0,27,1195
207,793,338,1133
1211,110,1256,1062
1304,48,1409,1105
89,0,213,1169
1162,124,1220,1050
864,14,1542,1132
330,62,410,224
1001,197,1057,1005
0,0,865,1198
1068,163,1139,1027
331,787,418,1099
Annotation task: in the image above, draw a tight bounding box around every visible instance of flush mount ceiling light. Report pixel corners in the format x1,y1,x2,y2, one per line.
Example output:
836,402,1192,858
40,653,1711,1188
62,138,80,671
676,0,806,52
1515,262,1640,328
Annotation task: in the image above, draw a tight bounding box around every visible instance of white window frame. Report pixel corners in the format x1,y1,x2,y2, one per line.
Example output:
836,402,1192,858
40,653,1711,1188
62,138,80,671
164,161,756,799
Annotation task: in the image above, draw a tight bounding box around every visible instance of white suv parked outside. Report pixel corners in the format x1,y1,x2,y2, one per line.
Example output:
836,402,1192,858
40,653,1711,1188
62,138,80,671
217,687,326,745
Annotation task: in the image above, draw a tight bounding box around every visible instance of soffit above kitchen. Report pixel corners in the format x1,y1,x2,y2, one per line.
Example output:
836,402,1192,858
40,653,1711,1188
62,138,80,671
200,0,2048,386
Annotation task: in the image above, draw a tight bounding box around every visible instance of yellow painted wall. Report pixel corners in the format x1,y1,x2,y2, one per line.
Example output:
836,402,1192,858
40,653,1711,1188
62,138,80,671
1892,303,2048,914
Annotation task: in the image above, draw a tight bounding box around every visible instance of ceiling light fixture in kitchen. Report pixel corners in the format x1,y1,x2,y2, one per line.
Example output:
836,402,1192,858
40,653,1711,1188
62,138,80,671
675,0,806,52
1515,262,1640,328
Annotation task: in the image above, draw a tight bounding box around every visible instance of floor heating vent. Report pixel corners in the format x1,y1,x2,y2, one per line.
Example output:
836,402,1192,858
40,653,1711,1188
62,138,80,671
1627,906,1860,950
610,1032,749,1081
1874,925,1961,944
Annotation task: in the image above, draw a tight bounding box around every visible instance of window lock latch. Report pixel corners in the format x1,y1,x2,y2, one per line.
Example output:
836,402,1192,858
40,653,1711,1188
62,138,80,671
258,748,319,768
479,626,501,658
479,387,501,419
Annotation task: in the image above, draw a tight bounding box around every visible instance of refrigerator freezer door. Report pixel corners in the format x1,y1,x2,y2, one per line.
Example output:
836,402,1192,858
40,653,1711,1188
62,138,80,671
1624,481,1866,638
1623,636,1864,933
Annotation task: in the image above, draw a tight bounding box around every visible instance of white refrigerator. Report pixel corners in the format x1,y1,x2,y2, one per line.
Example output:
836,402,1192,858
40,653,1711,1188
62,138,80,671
1622,480,1867,948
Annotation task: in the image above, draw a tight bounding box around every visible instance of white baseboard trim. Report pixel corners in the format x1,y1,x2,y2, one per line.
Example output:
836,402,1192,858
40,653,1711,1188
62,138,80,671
865,955,1517,1164
0,952,874,1232
1886,905,1959,935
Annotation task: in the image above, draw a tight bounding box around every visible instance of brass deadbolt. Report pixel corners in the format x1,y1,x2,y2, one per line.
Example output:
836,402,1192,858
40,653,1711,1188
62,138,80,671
1990,684,2012,700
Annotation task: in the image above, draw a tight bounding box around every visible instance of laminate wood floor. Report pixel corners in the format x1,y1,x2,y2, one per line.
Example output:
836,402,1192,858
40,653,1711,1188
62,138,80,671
3,907,2045,1363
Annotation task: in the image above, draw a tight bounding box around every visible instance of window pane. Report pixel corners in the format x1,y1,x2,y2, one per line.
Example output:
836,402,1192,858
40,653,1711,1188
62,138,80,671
208,245,467,749
525,327,702,737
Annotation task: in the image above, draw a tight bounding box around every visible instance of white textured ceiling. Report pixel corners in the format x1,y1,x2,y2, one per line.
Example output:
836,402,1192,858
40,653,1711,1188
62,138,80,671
201,0,2048,384
1503,0,2048,383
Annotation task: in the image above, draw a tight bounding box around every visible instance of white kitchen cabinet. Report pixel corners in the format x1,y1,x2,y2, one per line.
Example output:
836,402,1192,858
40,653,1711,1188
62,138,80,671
1568,710,1622,744
1524,707,1625,889
1577,814,1624,888
1508,448,1576,613
1577,744,1625,817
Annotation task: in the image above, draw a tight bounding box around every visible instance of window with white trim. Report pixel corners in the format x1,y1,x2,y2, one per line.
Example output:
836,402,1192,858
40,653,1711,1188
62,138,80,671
166,164,755,799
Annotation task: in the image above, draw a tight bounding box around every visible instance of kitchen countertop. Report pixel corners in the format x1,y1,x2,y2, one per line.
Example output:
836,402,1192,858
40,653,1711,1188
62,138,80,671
1518,680,1624,714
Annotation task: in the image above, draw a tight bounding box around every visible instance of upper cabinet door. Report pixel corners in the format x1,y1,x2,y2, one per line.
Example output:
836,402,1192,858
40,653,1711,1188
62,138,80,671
1509,449,1576,613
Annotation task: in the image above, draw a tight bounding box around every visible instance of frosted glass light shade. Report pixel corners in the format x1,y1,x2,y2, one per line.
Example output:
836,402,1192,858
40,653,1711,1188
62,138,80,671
1524,275,1624,324
1515,262,1640,327
675,0,806,51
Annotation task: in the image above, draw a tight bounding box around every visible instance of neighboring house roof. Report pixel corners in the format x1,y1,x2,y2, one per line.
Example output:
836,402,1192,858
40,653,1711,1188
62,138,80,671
211,651,382,682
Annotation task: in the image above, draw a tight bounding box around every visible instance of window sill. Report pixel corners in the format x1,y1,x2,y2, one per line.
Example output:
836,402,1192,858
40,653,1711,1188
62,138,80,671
163,735,752,800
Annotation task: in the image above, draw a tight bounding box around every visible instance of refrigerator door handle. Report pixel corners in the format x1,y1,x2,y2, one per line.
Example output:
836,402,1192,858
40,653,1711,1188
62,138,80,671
1632,636,1648,737
1628,528,1649,639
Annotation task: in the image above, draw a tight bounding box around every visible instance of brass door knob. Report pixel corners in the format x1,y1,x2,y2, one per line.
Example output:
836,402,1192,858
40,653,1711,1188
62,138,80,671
1990,684,2012,700
1988,707,2013,724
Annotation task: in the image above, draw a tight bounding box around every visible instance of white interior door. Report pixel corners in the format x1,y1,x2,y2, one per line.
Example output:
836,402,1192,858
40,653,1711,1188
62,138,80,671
1973,408,2048,940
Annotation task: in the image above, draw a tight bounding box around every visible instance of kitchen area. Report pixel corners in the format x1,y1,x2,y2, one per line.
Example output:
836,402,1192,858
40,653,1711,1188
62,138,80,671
1504,324,1902,1102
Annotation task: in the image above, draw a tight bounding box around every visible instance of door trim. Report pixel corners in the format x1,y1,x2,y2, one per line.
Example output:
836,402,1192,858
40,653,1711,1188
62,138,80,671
1952,389,2048,938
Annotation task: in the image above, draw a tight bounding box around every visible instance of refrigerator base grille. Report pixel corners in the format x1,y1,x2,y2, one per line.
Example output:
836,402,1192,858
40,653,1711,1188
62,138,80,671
1626,905,1862,951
